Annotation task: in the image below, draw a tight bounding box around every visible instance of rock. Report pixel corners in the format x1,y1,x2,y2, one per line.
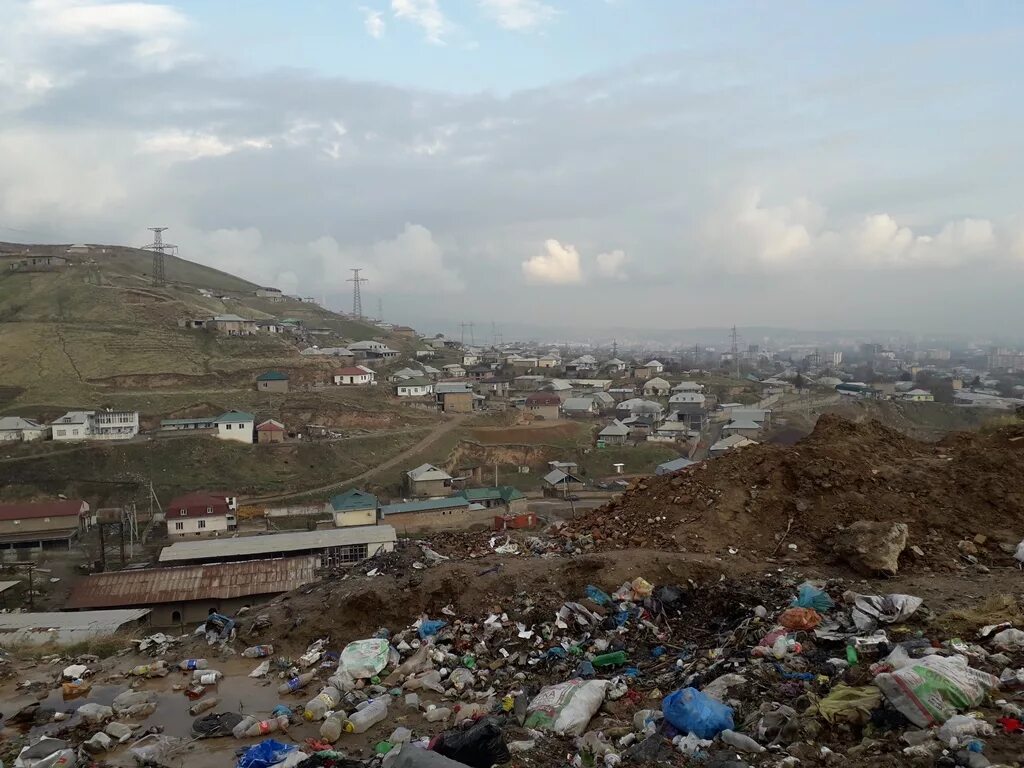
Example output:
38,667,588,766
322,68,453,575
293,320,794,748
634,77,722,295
833,521,908,576
909,545,925,558
958,540,978,556
973,534,987,546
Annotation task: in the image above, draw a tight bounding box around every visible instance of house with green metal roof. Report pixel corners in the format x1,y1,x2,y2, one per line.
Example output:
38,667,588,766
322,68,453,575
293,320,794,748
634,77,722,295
455,486,528,514
256,370,290,393
328,489,379,528
214,410,255,444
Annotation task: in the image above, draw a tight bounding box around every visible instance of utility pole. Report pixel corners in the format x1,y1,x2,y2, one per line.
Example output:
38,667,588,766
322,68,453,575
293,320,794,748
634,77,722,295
143,227,177,287
347,269,367,319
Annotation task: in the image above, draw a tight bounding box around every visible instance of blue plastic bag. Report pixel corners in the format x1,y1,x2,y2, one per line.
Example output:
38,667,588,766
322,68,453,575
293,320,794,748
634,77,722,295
418,619,447,639
238,740,296,768
792,584,834,612
584,585,612,606
662,688,734,739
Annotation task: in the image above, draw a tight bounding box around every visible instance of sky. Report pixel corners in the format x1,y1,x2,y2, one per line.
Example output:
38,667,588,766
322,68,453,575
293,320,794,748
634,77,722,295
1,0,1024,335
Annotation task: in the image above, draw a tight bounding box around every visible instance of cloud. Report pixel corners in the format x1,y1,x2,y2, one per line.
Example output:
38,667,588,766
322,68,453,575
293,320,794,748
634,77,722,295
311,224,465,294
707,187,1005,272
595,249,628,279
391,0,448,44
360,6,385,39
29,0,187,38
522,239,583,284
478,0,557,31
137,130,272,160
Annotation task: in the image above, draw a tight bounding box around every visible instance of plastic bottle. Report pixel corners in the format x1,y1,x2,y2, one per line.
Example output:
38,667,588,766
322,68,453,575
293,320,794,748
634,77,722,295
232,715,257,739
424,706,452,722
178,659,208,671
188,697,220,716
320,712,346,743
454,701,489,724
242,644,274,658
344,698,388,733
592,651,627,668
193,669,222,683
304,686,342,721
245,715,290,737
278,672,316,695
720,730,765,754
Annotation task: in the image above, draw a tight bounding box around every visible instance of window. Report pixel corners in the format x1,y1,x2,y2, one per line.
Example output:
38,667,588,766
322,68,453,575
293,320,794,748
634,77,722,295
43,517,50,523
72,429,79,436
179,509,187,516
197,519,207,529
225,424,232,430
206,506,213,514
174,522,184,531
171,610,181,623
56,429,66,437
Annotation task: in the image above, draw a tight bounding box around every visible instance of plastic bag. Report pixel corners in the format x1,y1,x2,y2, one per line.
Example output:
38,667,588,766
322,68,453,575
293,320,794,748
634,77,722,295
992,628,1024,651
77,703,114,724
844,592,923,632
524,679,610,736
15,739,74,768
584,585,612,606
661,687,734,740
339,638,390,679
937,714,994,745
792,583,834,612
809,684,882,725
778,608,822,630
237,740,297,768
418,620,447,639
430,716,510,768
875,655,1000,727
390,745,471,768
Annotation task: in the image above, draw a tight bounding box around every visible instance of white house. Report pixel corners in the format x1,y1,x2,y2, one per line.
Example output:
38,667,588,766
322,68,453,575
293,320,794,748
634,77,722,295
165,492,236,537
0,417,48,442
50,410,139,442
672,381,704,392
669,392,706,406
642,377,671,397
395,379,434,397
644,360,665,375
215,411,255,443
349,340,400,359
441,364,466,378
333,366,375,385
603,358,628,373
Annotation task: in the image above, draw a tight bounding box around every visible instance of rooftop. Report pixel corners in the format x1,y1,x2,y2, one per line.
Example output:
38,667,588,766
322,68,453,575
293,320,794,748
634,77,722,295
216,410,255,424
0,500,86,522
213,314,249,322
406,463,452,482
256,419,285,432
725,418,762,430
256,370,289,381
456,486,525,503
329,488,378,512
381,497,470,516
0,609,151,646
599,420,630,437
562,397,595,411
66,557,319,609
0,416,43,431
159,525,397,563
656,457,697,474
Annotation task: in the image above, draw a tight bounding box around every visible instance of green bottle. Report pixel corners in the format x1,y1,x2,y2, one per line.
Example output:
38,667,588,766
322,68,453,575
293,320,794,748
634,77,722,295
846,645,858,665
592,651,627,667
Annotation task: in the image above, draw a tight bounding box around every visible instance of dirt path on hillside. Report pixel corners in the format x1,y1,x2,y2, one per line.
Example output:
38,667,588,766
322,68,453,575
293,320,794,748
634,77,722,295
245,413,472,504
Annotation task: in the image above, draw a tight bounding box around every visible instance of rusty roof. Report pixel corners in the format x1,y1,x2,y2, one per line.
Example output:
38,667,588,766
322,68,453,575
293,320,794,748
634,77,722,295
0,500,87,521
65,556,318,609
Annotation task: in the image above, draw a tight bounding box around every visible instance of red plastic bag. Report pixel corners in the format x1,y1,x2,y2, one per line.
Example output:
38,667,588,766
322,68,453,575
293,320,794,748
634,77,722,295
778,608,822,630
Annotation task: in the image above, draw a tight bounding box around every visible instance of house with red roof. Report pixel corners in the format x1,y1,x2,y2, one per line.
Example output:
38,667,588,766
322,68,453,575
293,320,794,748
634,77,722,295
256,419,286,444
0,499,91,553
165,492,237,537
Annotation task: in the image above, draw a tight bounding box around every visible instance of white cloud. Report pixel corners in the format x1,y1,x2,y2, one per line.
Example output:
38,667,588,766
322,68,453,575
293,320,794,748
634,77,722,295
522,239,583,284
478,0,557,31
391,0,448,44
360,6,386,39
29,0,187,38
595,249,628,279
136,130,272,160
708,187,1004,272
311,224,465,294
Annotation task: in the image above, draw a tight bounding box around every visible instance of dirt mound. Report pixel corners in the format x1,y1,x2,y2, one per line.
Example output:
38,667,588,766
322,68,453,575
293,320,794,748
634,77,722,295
564,415,1024,570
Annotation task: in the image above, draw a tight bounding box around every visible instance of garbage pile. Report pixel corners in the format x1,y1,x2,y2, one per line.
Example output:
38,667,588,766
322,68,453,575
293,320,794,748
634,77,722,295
562,415,1024,570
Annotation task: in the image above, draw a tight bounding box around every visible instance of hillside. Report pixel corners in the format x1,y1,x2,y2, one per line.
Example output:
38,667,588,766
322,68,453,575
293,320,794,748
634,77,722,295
0,241,386,408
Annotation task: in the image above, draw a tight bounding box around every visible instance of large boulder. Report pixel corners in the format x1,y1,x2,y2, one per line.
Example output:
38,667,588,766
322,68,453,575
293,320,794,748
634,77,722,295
833,521,908,576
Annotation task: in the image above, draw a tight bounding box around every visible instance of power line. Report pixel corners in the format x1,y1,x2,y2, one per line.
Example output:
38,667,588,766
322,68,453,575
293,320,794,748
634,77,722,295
347,268,367,319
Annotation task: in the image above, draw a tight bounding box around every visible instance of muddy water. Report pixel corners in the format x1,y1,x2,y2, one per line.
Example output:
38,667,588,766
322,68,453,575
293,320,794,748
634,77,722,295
3,656,456,768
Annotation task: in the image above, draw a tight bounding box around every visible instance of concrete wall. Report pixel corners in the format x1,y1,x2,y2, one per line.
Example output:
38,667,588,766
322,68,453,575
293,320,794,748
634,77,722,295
266,504,326,518
258,380,289,393
384,506,494,534
528,404,560,420
146,595,276,628
258,430,285,443
334,508,377,527
217,423,253,443
408,478,451,497
0,518,79,536
441,392,475,413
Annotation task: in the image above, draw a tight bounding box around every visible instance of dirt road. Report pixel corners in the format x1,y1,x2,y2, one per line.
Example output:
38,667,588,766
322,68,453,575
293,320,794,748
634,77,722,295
246,413,471,504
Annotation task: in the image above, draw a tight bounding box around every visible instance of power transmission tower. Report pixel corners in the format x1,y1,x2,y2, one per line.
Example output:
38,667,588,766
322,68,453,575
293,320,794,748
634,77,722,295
143,227,177,287
460,322,475,347
347,269,367,318
730,325,741,378
612,339,618,358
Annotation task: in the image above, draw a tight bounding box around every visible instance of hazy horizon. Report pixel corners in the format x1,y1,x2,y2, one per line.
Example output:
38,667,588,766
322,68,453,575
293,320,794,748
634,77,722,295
2,1,1024,336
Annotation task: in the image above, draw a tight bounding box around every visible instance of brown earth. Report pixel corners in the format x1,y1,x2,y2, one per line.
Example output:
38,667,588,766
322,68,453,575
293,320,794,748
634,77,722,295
563,414,1024,571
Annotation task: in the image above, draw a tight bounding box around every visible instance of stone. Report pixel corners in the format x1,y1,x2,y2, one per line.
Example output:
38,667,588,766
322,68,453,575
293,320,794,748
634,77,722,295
973,534,988,546
958,540,978,556
833,521,909,576
909,545,925,558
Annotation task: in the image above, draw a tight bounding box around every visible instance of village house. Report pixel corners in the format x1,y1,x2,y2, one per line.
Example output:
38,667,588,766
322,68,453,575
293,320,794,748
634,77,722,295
303,347,355,364
608,386,636,402
524,392,561,420
455,486,528,515
6,254,69,271
404,463,453,497
255,286,283,299
441,363,467,378
256,419,286,443
395,377,434,397
462,351,481,367
561,397,598,417
391,325,418,338
390,367,425,382
210,314,257,335
256,371,289,393
475,377,511,398
616,398,665,419
435,382,478,413
254,320,283,333
644,360,665,375
591,391,616,412
672,381,704,393
215,410,255,443
537,354,561,369
721,418,763,439
333,366,375,385
466,365,495,381
0,500,91,554
572,379,613,392
349,340,400,360
654,419,693,440
51,410,139,442
415,349,436,360
603,358,628,373
710,434,759,457
656,457,697,475
328,489,379,527
667,404,707,434
0,416,48,442
512,375,546,391
642,377,671,397
165,492,237,537
897,388,935,403
724,408,772,429
542,468,585,497
565,355,598,374
159,417,217,433
543,379,574,402
381,497,488,534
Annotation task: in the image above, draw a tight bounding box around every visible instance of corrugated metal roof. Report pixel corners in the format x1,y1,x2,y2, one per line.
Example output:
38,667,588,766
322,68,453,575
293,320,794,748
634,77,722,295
0,500,86,521
66,557,319,609
381,497,469,516
0,609,151,646
159,525,397,563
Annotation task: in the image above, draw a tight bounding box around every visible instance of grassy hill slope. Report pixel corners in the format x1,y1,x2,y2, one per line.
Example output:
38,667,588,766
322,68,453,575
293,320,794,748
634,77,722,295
0,242,386,407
